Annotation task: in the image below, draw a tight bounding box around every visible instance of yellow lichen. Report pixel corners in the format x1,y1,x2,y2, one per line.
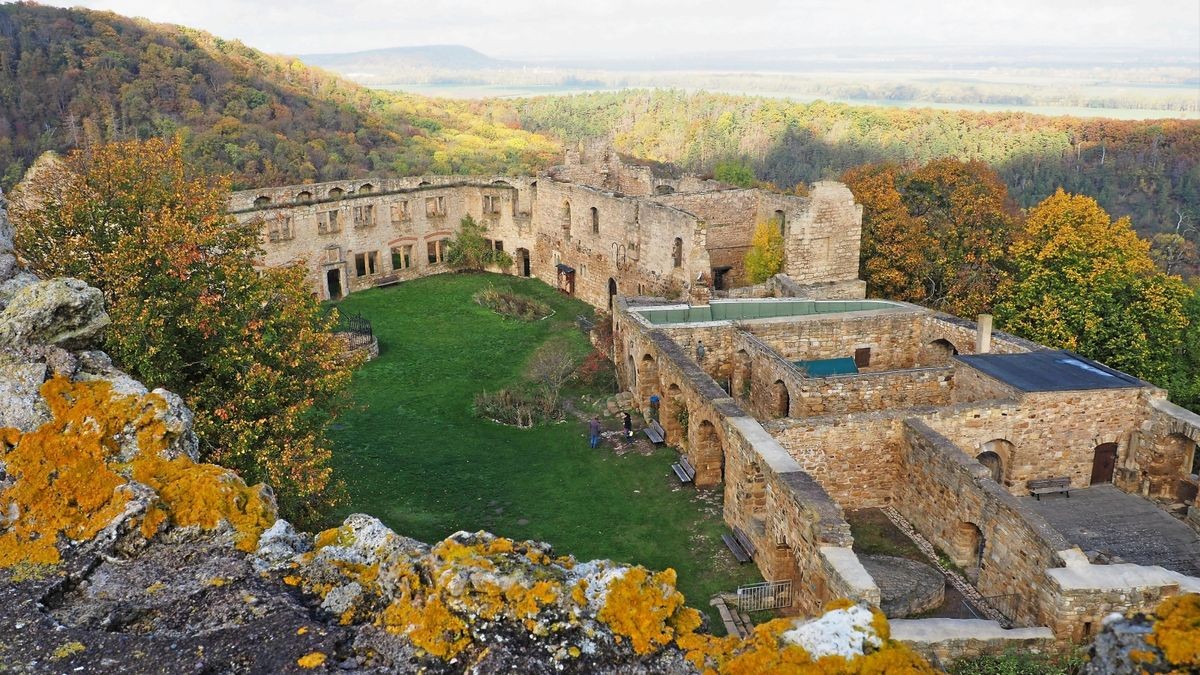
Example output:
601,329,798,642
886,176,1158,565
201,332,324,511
205,577,228,587
51,641,85,660
1146,594,1200,669
596,567,695,656
145,581,166,594
381,594,471,659
0,378,276,567
296,626,309,635
296,651,327,668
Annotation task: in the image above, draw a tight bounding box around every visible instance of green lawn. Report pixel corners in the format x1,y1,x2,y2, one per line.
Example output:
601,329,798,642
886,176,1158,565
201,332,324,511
327,272,761,627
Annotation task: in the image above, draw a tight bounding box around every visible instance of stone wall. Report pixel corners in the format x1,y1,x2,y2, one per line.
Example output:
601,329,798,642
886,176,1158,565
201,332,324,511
897,421,1071,628
922,313,1040,356
950,361,1022,403
718,275,867,300
1121,398,1200,510
649,189,760,281
924,388,1153,493
743,309,928,371
782,182,862,285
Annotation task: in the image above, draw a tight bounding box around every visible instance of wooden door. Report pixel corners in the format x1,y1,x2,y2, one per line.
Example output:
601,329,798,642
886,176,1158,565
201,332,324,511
1090,443,1118,485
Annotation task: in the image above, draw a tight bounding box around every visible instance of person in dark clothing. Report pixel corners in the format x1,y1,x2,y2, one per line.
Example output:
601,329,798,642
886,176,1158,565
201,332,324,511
588,417,602,448
622,411,633,439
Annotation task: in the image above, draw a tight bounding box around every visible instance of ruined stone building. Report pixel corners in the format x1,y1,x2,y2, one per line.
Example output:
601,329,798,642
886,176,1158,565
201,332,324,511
231,151,1200,660
228,146,864,308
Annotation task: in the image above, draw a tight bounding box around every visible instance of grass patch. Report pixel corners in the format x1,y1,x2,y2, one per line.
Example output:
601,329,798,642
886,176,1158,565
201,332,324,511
327,272,761,629
949,649,1085,675
472,284,552,320
847,509,925,560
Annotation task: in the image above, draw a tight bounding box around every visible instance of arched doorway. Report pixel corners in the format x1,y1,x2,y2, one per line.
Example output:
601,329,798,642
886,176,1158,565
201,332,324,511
733,350,752,402
608,278,617,309
771,380,790,418
952,522,985,581
1162,433,1200,501
637,354,660,412
774,209,786,235
978,439,1014,485
560,200,572,238
692,418,724,486
515,248,531,277
662,383,684,444
976,451,1003,483
672,237,683,268
326,269,342,300
1091,443,1118,485
923,338,959,365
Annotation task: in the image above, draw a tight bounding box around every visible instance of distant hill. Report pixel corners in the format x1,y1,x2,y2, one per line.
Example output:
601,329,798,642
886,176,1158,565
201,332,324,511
302,44,514,71
0,5,559,188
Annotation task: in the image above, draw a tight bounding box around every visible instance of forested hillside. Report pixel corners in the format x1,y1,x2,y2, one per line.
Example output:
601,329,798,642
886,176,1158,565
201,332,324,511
504,90,1200,241
0,3,559,188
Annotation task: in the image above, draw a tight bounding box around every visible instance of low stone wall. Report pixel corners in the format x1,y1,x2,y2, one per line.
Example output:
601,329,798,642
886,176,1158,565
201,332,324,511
922,313,1041,356
718,274,866,300
743,309,928,371
891,619,1056,665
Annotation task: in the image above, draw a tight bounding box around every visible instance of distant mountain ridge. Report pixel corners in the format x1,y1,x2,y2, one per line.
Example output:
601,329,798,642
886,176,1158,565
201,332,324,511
302,44,515,70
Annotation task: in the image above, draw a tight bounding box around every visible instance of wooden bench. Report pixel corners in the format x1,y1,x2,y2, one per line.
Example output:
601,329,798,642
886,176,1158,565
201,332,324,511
374,274,402,288
644,419,666,445
1028,477,1071,500
722,527,757,564
671,455,696,484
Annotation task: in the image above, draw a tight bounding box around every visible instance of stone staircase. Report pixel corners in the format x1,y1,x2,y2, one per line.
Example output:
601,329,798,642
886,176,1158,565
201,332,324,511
710,594,754,638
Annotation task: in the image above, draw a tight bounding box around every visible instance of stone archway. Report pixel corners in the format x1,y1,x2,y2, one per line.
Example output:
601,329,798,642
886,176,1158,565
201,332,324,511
608,278,617,309
733,350,753,403
952,521,985,582
637,354,660,414
978,438,1014,485
326,268,343,300
771,379,790,418
662,383,684,445
922,338,959,365
515,248,531,277
690,418,724,487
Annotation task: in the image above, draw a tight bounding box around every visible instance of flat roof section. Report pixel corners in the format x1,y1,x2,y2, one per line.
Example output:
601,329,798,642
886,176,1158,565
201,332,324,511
633,299,903,325
955,350,1145,392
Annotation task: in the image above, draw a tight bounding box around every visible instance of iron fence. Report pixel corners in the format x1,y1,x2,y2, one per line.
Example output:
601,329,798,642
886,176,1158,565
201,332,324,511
337,312,374,350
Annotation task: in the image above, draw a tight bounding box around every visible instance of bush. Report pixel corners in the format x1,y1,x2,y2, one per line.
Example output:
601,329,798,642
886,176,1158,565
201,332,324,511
575,350,617,392
950,650,1083,675
473,388,562,427
473,285,552,321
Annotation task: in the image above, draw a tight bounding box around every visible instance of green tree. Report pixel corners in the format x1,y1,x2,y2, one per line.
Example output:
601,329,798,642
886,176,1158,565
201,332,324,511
743,220,784,284
995,190,1191,385
714,160,756,188
12,138,353,527
444,215,513,271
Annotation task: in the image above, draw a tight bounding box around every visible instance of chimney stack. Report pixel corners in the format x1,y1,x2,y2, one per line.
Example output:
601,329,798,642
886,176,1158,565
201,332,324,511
977,314,993,354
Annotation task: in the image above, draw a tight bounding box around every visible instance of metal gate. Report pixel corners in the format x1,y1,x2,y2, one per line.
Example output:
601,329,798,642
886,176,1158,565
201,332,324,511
734,580,793,612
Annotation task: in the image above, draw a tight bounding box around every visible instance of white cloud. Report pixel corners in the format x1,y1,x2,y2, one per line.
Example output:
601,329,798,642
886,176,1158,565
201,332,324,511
35,0,1200,59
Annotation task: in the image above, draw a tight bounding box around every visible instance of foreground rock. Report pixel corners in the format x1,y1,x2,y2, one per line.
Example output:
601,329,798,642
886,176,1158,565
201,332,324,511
1084,595,1200,674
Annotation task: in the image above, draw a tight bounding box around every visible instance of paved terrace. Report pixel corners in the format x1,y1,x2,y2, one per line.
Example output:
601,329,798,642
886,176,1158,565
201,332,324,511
1023,485,1200,577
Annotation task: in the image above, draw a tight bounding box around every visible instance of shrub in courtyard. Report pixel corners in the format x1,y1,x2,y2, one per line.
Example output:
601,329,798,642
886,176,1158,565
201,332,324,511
574,350,617,392
473,284,552,320
473,388,562,427
744,219,784,284
526,341,579,414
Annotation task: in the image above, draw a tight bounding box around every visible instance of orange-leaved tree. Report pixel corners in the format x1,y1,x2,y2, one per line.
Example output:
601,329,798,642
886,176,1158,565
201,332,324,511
995,190,1191,385
843,159,1016,317
12,139,353,527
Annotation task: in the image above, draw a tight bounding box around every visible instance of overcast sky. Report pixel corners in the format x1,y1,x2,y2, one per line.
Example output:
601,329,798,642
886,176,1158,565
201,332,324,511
38,0,1200,59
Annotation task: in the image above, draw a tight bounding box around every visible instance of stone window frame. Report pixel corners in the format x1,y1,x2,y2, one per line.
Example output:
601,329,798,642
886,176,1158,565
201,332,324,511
318,209,341,235
483,195,502,215
354,251,379,277
266,215,294,242
391,244,413,271
425,196,447,218
352,204,375,228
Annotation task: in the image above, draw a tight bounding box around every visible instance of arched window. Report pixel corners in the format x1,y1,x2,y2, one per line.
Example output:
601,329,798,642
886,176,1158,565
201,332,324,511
254,195,271,207
561,200,572,237
590,207,600,234
672,237,683,268
296,191,313,204
774,209,786,235
328,187,344,200
358,183,374,194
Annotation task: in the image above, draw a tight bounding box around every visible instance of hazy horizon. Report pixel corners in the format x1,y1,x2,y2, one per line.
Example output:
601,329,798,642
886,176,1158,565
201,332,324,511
36,0,1200,63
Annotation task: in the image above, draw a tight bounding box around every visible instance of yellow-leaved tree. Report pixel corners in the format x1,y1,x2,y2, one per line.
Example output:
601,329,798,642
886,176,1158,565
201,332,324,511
743,220,784,284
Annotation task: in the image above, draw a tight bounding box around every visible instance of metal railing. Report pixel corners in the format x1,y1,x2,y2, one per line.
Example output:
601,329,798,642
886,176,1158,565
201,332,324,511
336,312,374,350
733,580,793,612
946,593,1021,628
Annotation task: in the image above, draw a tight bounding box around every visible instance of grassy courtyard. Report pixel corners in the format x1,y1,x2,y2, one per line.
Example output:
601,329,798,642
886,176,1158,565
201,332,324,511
327,272,761,625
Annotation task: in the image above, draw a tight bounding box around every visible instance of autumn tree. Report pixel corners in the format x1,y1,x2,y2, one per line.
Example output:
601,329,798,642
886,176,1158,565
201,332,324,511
12,139,353,527
743,220,785,284
714,160,756,188
995,190,1191,385
445,215,513,271
843,159,1016,317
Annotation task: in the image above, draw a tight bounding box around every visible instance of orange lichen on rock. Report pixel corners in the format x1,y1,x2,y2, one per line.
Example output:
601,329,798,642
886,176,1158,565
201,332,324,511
596,567,702,656
296,651,327,669
1146,593,1200,669
382,593,472,659
0,377,276,567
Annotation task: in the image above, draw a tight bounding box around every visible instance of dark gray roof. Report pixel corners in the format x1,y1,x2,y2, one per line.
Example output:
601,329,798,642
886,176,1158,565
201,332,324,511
955,350,1146,392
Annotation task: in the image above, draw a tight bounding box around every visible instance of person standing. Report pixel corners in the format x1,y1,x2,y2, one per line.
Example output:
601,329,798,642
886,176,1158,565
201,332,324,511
588,416,602,448
622,411,633,439
649,393,661,422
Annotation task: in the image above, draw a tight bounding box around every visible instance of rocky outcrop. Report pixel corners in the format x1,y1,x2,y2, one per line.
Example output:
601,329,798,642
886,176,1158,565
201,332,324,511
1084,595,1200,674
0,192,934,673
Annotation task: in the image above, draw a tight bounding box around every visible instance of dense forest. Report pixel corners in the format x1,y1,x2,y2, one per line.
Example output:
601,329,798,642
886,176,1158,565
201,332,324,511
0,3,560,189
502,90,1200,245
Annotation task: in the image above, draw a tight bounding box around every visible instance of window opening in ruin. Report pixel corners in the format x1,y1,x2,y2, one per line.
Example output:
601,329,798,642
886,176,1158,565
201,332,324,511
267,216,293,242
329,187,344,200
712,266,732,291
359,183,374,194
353,205,375,227
391,245,412,271
391,201,411,227
484,195,501,215
976,451,1003,483
355,253,367,276
1191,441,1200,477
774,210,785,235
254,195,271,207
296,190,313,204
771,380,790,418
590,207,600,234
427,241,439,264
426,196,446,217
672,237,683,268
516,248,531,277
367,251,378,275
318,209,341,234
561,200,572,238
494,240,504,252
854,347,872,368
608,278,617,309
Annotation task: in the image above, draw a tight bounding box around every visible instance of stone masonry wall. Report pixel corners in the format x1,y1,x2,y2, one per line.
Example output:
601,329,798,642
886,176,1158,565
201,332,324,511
898,421,1071,628
782,182,862,285
950,361,1022,404
1122,398,1200,513
743,309,928,371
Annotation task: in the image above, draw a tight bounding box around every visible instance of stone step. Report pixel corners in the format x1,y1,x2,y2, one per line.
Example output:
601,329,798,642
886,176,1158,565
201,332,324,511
709,596,744,638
